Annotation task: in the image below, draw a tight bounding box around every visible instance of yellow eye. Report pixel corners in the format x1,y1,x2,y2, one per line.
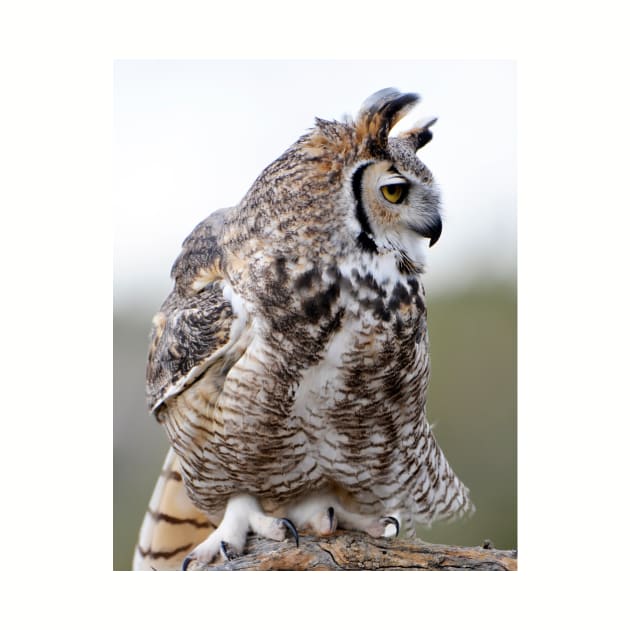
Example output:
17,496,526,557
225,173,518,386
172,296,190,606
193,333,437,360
380,183,408,204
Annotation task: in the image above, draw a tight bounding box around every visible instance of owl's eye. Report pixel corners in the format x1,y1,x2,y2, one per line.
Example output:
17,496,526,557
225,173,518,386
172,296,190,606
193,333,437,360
380,183,408,204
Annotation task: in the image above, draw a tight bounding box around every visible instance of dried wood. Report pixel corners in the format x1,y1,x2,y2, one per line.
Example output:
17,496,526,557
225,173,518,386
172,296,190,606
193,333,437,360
189,531,517,571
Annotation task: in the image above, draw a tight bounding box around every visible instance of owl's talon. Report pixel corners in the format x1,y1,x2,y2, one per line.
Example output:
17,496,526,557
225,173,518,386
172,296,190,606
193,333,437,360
181,554,194,571
278,518,299,547
381,516,400,537
327,507,335,531
220,540,238,561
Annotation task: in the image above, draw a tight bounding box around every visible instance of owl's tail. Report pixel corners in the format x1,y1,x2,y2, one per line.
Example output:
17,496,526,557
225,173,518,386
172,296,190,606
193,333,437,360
132,447,217,570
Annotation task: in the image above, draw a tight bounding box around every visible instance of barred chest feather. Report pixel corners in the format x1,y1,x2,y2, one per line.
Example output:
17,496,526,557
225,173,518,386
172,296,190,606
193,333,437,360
165,248,432,515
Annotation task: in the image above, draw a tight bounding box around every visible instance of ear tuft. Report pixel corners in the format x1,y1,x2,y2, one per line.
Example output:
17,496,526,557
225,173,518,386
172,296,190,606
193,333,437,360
398,117,438,151
356,88,420,153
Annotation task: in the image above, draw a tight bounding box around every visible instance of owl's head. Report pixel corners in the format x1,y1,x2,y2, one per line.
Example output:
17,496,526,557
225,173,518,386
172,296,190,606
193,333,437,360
241,88,442,272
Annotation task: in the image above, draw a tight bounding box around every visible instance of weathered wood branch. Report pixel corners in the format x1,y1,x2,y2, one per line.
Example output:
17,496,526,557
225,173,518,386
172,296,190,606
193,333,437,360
192,531,517,571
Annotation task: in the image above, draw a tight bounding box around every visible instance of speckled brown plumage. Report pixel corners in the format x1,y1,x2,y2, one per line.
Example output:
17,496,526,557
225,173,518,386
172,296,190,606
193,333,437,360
134,88,473,570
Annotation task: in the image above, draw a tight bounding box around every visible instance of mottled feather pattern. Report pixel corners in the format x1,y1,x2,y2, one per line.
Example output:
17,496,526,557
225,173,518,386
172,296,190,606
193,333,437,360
146,283,235,413
134,88,473,569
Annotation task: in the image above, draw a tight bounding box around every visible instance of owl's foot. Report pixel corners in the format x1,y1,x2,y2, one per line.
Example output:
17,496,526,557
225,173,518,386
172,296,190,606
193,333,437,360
287,493,399,538
287,496,338,535
181,495,299,570
219,541,238,561
335,506,400,538
304,506,337,535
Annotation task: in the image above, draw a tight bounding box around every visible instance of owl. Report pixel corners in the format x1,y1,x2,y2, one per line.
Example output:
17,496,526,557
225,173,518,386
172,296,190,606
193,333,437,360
133,88,474,571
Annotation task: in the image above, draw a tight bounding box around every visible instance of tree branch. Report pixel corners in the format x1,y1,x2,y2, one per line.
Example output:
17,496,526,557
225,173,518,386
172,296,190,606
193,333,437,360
192,531,517,571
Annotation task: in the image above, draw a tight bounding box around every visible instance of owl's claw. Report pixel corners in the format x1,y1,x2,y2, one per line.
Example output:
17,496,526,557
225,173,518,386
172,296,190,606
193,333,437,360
220,540,238,561
381,516,400,537
278,517,300,547
181,554,194,571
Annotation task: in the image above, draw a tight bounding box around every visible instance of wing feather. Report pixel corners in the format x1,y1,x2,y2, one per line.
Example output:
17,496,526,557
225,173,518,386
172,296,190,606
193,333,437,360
145,208,248,413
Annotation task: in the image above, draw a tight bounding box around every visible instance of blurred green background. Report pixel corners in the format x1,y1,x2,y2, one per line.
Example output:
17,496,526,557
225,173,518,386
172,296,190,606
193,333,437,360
113,279,516,570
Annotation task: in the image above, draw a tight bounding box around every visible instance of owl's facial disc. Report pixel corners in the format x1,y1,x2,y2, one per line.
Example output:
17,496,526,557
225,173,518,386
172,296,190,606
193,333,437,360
354,161,442,250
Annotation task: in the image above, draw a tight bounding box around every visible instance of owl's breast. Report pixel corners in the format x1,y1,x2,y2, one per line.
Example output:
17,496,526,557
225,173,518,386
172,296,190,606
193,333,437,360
285,258,430,487
166,252,431,511
243,248,430,436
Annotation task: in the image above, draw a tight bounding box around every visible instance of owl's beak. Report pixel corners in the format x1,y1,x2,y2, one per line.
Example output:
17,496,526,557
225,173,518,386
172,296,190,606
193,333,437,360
423,215,443,247
407,214,442,247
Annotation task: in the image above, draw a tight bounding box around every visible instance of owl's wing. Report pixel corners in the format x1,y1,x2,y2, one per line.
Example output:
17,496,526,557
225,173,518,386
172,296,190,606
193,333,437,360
145,207,249,413
136,209,249,569
132,448,217,570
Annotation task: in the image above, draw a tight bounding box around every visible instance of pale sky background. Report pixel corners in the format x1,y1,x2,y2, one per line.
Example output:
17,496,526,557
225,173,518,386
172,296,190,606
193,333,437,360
114,60,516,310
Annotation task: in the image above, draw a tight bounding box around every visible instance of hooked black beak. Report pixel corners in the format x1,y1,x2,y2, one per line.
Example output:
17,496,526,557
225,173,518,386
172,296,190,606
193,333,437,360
407,214,442,247
423,215,442,247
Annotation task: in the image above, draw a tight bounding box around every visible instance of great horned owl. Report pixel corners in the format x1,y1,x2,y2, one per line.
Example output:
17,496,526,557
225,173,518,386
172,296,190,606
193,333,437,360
133,88,474,571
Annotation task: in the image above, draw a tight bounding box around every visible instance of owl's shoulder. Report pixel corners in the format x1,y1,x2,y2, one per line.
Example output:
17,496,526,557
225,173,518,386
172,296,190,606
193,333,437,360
168,207,235,294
